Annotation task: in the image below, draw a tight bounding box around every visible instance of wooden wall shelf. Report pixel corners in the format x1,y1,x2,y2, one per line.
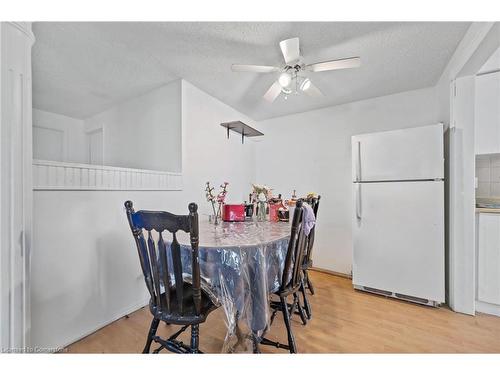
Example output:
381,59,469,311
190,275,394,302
220,121,264,144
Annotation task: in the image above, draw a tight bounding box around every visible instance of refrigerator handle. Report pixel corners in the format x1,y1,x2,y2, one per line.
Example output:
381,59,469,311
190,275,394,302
355,183,362,220
355,141,361,182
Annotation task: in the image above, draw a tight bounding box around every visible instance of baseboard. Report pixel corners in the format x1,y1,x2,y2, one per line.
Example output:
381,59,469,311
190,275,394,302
58,298,150,351
310,267,352,279
476,300,500,317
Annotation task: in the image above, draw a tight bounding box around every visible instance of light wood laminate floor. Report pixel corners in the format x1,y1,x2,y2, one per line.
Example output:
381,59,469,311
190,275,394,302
66,271,500,353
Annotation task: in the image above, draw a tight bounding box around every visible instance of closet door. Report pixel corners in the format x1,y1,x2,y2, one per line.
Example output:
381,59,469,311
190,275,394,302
475,71,500,155
87,129,103,165
477,213,500,305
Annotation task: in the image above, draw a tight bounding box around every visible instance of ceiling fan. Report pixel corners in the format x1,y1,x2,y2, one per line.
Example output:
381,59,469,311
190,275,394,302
232,37,361,103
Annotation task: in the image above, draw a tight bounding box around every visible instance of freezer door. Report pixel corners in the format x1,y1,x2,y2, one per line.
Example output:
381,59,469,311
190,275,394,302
352,181,445,303
352,124,444,182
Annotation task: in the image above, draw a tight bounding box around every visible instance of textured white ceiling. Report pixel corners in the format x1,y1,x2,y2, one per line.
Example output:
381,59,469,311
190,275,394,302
32,22,470,120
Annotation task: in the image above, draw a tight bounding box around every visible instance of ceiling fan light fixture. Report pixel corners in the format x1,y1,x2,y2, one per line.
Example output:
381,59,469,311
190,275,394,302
278,72,292,88
231,37,361,103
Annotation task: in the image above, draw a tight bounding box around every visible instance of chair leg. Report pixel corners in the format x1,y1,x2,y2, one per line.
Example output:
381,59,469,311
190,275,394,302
143,317,160,353
190,324,200,353
305,269,315,295
294,292,308,325
270,308,279,326
300,279,312,320
280,296,297,354
289,294,297,318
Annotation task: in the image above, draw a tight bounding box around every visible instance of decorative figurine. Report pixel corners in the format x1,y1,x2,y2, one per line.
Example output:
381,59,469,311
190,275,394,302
252,184,271,221
306,192,318,200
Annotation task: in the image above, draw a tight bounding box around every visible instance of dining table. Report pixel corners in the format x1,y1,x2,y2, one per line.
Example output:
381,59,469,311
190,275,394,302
169,217,291,353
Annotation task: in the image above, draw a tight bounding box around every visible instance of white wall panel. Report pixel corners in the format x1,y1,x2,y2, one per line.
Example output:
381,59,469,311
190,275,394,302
33,160,182,191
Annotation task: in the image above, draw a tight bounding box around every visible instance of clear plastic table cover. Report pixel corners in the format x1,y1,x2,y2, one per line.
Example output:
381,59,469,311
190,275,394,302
167,218,291,353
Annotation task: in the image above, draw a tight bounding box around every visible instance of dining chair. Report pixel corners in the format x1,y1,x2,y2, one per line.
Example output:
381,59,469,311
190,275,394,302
301,195,321,320
302,195,321,293
260,200,307,353
124,201,219,354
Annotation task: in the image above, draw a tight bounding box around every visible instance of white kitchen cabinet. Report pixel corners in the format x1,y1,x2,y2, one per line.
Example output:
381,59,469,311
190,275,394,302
477,213,500,306
475,71,500,155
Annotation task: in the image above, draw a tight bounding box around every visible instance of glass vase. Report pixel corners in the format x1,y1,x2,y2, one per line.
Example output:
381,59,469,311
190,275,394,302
257,201,267,221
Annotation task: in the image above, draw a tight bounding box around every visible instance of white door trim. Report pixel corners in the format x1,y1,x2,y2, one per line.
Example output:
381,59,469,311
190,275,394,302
448,79,476,315
0,21,34,352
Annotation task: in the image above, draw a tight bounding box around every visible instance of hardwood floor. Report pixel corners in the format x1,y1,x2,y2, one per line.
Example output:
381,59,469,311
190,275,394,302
66,271,500,353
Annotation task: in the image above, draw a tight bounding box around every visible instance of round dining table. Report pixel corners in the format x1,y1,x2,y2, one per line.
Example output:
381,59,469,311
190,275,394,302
171,217,291,353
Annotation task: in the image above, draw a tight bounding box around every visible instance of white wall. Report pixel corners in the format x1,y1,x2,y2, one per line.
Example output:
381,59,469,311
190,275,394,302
478,46,500,74
31,80,257,349
33,108,87,163
255,87,440,275
85,80,182,172
181,80,257,211
31,190,184,350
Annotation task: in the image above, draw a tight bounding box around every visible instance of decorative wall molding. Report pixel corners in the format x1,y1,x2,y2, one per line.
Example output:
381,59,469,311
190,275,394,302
33,160,183,191
8,22,36,44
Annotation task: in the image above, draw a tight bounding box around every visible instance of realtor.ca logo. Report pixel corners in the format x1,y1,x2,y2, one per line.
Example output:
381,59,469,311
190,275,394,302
1,347,66,353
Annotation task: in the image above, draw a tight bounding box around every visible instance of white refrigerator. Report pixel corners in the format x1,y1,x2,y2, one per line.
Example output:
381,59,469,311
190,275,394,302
352,123,445,306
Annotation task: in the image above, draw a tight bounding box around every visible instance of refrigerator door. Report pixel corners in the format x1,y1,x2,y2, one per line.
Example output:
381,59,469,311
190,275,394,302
352,180,445,303
352,124,444,182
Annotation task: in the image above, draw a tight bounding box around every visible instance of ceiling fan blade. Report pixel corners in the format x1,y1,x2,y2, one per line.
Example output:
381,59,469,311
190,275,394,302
301,79,323,98
231,64,279,73
279,37,300,65
263,81,282,103
306,57,361,72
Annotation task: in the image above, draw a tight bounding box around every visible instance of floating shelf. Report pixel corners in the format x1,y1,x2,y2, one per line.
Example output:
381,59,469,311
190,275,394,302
220,121,264,144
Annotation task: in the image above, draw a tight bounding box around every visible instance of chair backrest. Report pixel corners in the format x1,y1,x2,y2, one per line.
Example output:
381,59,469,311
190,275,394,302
124,200,201,316
281,200,307,292
303,195,321,266
310,195,321,217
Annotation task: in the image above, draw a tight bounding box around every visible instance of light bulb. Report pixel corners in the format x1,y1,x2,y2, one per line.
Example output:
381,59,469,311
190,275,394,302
278,72,292,88
300,78,311,92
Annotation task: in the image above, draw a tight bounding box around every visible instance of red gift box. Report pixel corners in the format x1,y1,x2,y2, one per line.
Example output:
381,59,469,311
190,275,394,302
222,204,246,222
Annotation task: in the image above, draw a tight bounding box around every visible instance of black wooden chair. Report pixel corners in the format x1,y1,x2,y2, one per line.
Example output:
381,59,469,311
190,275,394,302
300,195,320,320
260,200,307,353
125,201,218,354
